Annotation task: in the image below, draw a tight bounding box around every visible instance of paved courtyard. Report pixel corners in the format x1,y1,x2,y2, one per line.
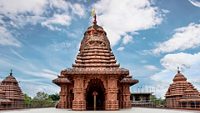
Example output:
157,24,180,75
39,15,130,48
1,108,199,113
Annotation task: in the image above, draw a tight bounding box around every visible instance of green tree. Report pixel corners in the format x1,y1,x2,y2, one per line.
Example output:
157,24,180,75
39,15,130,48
32,92,54,108
150,95,166,107
49,93,60,101
24,94,32,107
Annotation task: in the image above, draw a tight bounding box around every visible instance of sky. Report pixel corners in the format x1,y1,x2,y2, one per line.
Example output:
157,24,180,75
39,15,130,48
0,0,200,98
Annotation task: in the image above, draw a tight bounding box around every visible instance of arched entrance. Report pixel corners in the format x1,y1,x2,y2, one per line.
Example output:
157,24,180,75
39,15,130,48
86,79,105,110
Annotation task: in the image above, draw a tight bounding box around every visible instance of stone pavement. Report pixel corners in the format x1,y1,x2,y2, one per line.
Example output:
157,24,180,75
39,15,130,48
1,107,199,113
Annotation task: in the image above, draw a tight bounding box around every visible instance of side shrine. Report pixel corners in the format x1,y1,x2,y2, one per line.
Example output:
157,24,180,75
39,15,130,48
166,69,200,110
0,71,24,110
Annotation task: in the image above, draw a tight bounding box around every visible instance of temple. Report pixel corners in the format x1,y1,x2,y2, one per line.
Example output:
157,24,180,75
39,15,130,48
165,69,200,110
53,14,138,110
0,70,24,110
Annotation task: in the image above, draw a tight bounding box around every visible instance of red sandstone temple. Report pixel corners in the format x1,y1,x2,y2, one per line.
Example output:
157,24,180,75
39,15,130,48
165,69,200,110
0,70,24,110
53,15,138,110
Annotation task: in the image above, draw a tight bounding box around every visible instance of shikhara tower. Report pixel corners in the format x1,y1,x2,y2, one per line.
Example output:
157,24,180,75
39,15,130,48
53,14,138,110
165,69,200,109
0,70,24,110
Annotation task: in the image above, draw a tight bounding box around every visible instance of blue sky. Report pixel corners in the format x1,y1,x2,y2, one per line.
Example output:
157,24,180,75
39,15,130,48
0,0,200,98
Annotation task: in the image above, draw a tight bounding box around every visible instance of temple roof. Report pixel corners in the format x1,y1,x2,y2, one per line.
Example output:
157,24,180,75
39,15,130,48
53,76,71,85
0,71,24,100
179,98,200,102
52,15,139,86
60,68,129,76
165,70,200,98
120,76,139,86
72,18,120,68
2,71,18,84
0,88,5,94
0,98,12,104
172,70,187,82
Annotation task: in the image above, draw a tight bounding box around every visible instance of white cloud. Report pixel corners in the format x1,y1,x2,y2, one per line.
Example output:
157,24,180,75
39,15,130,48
94,0,163,46
151,70,174,83
10,15,46,29
71,3,85,17
0,0,85,17
18,78,59,97
0,0,86,41
41,1,85,31
48,0,70,10
189,0,200,7
0,0,86,47
48,41,72,51
123,34,133,45
151,52,200,98
0,26,21,47
0,0,47,15
22,69,58,80
153,23,200,54
144,65,159,71
10,49,26,60
0,52,58,80
142,37,146,40
160,52,200,71
117,46,125,51
41,14,72,31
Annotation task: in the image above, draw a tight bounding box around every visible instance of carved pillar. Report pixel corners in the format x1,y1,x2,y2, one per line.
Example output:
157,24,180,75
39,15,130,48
72,76,86,110
122,84,131,108
105,76,119,110
174,96,181,108
118,87,123,108
59,85,68,108
67,86,73,109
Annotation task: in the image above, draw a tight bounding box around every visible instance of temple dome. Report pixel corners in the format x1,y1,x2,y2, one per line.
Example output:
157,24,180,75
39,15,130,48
173,71,187,82
80,24,110,51
165,70,199,97
0,71,24,101
73,23,119,68
2,72,18,84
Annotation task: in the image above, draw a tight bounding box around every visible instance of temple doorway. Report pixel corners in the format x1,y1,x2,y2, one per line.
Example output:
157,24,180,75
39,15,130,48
86,79,105,110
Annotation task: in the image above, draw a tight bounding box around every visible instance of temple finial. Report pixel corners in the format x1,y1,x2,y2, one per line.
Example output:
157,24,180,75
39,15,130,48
91,8,97,25
177,67,180,73
10,69,13,76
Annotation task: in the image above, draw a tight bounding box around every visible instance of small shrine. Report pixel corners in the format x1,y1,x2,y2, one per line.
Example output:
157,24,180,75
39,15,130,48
165,68,200,110
0,70,24,110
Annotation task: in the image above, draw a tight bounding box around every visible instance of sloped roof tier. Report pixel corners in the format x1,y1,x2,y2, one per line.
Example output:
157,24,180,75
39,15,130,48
60,68,129,75
53,77,71,85
166,71,200,99
120,76,139,86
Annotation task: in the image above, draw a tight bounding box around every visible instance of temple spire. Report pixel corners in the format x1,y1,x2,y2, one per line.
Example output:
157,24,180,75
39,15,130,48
177,67,180,73
91,8,97,25
10,69,13,76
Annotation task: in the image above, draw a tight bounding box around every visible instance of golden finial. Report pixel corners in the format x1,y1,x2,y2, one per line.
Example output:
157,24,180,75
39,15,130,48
91,8,97,25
